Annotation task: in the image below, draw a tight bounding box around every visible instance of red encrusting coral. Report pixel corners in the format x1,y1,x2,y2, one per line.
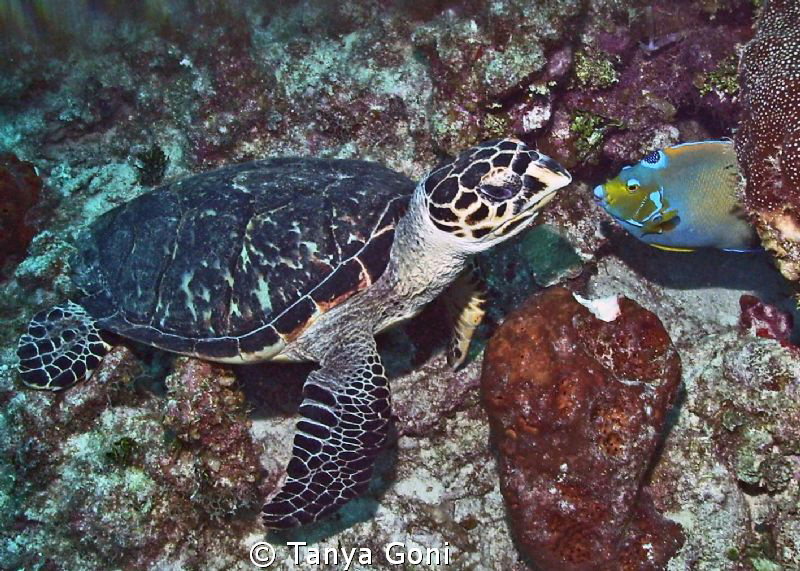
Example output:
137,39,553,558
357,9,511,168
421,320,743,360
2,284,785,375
0,153,42,275
481,287,684,571
739,294,794,345
736,0,800,281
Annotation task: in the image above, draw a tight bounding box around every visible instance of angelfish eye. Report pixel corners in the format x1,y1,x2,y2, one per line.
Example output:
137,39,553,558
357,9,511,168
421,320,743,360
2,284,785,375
626,178,640,192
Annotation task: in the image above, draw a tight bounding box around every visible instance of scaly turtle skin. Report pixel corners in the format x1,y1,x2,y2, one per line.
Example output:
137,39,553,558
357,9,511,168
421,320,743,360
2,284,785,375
16,139,571,528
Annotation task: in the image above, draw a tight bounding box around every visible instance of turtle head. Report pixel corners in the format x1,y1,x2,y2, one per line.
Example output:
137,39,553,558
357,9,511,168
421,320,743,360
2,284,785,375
421,138,571,250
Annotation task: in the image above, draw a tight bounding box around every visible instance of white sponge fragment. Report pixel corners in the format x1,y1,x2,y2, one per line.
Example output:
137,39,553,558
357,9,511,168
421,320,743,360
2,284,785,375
572,292,621,322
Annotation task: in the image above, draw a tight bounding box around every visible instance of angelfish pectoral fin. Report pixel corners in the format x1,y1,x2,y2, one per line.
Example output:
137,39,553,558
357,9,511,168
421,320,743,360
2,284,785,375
262,334,390,528
642,212,680,235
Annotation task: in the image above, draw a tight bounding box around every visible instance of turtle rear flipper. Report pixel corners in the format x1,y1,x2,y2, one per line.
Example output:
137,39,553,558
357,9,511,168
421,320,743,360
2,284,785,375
17,301,111,391
262,333,390,528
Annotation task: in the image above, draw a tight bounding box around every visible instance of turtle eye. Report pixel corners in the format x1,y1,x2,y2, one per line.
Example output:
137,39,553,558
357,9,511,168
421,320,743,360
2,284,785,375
626,178,640,193
479,183,516,201
478,171,522,202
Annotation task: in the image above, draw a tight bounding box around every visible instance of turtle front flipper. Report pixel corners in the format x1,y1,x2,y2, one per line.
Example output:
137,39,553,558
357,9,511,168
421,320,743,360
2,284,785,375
262,333,390,528
16,301,112,391
444,262,487,369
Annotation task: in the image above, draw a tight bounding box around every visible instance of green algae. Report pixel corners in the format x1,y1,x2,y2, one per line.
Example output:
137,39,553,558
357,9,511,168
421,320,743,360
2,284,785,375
105,436,139,467
733,425,772,486
570,110,624,161
573,50,619,90
696,54,739,97
751,557,782,571
481,112,512,140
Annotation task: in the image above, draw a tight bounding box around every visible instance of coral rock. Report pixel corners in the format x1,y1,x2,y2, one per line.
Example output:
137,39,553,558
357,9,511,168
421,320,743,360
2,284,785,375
481,287,684,571
548,1,753,168
0,153,42,275
163,357,267,517
736,0,800,280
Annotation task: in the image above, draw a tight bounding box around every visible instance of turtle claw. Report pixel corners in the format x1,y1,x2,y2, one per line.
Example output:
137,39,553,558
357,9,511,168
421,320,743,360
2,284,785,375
447,343,468,370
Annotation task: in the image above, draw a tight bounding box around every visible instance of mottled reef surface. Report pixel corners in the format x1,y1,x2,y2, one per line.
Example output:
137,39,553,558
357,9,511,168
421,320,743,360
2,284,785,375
1,1,800,570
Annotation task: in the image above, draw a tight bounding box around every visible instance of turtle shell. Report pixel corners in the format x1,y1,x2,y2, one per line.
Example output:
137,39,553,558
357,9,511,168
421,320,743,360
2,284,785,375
72,158,413,361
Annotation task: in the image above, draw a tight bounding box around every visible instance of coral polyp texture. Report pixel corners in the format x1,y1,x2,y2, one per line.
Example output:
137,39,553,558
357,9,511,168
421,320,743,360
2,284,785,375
0,153,42,276
736,0,800,281
481,287,684,571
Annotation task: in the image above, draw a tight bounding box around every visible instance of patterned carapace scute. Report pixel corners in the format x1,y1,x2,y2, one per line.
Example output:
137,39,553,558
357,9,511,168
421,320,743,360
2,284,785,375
736,0,800,280
72,158,413,356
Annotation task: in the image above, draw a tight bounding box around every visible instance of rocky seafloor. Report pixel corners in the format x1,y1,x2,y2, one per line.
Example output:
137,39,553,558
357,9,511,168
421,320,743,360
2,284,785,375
1,0,800,569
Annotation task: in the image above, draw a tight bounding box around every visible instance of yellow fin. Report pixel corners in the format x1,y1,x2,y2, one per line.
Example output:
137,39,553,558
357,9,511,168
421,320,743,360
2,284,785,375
649,243,695,252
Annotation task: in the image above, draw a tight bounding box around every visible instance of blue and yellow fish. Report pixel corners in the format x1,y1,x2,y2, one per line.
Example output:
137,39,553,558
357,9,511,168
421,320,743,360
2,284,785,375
593,140,759,252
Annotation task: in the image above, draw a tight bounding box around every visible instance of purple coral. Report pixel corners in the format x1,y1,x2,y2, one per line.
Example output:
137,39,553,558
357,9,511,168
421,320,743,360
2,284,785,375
163,357,268,517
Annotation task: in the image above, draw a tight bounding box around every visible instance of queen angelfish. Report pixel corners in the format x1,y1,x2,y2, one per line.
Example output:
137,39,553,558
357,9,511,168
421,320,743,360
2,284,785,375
593,140,759,252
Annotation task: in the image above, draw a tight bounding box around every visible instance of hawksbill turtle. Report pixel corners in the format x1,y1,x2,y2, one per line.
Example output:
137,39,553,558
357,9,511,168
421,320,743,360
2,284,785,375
16,138,571,528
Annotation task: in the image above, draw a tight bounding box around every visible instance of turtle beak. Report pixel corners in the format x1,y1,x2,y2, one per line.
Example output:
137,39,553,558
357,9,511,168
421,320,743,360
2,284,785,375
523,157,572,213
539,156,572,182
490,157,571,239
531,157,572,196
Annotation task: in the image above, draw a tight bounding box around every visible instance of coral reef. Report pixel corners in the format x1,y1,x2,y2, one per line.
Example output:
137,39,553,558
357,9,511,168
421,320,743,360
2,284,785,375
163,358,267,520
542,0,754,169
0,0,798,569
481,287,684,570
652,330,800,569
736,0,800,281
0,347,270,570
0,153,43,277
411,0,581,154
